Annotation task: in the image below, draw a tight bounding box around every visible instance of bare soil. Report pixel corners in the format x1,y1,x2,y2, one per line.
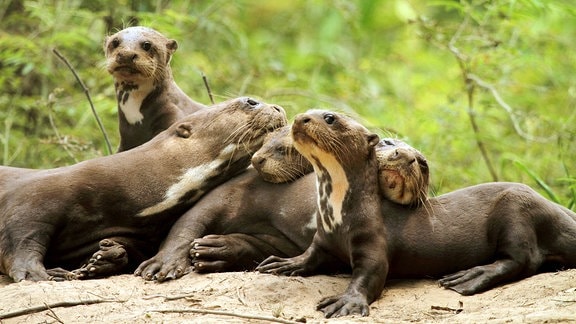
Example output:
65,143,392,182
1,269,575,323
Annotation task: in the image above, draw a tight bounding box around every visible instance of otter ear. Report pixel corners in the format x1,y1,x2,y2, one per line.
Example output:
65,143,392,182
175,122,194,138
367,133,380,147
416,155,429,171
167,40,178,53
166,40,178,64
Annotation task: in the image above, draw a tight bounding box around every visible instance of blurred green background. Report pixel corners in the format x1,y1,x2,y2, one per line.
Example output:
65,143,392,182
1,0,574,208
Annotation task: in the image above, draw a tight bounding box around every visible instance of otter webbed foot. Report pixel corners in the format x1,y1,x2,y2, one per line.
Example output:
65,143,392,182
191,234,259,273
438,260,524,295
256,255,310,276
316,292,370,318
191,235,239,273
71,239,128,279
192,234,287,273
134,250,192,282
45,267,77,281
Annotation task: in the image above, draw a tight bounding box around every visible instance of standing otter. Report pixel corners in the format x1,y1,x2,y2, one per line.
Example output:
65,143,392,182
0,97,286,282
257,110,386,317
104,26,207,151
257,110,576,318
133,131,428,281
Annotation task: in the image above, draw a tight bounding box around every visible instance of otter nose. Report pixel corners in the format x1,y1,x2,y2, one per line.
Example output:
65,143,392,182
251,155,265,170
117,51,138,64
294,114,311,125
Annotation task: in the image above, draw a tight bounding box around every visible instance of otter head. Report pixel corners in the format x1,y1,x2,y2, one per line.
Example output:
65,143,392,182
376,138,429,206
291,110,379,171
169,97,287,166
291,109,380,232
137,97,286,217
251,126,313,183
104,26,177,83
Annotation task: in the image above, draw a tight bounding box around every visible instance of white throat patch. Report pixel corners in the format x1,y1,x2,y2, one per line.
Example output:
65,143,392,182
312,150,349,233
138,144,237,216
118,79,154,124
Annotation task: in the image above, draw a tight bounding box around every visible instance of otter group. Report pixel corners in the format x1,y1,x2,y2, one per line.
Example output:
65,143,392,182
1,26,576,319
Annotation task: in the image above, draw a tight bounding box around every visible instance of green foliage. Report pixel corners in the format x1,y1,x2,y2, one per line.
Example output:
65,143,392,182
0,0,574,209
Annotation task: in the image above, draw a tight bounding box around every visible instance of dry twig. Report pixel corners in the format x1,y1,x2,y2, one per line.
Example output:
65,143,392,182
146,308,301,324
0,298,117,320
202,72,215,104
52,48,113,155
448,17,499,182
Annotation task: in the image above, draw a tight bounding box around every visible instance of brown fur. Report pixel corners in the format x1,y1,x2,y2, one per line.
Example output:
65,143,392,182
135,131,427,282
251,126,313,183
257,110,576,318
252,127,428,205
376,138,429,206
104,26,206,151
0,97,286,282
258,110,386,317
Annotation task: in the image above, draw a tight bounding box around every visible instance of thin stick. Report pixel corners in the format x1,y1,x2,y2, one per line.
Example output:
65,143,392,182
448,18,498,182
0,299,116,320
467,73,554,143
52,48,113,155
44,302,65,324
201,72,215,104
147,308,300,324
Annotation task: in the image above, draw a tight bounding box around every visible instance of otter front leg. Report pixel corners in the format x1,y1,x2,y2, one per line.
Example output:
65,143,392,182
440,216,543,295
316,238,389,318
256,234,336,276
1,225,54,282
438,259,528,295
8,252,52,282
316,264,388,317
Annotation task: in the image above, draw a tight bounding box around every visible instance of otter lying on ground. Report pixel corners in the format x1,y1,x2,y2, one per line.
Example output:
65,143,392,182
134,126,429,281
257,110,576,318
0,97,286,282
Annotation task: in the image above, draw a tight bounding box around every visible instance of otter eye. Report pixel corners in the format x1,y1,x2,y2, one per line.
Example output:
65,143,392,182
142,41,152,51
323,113,335,125
246,98,260,107
111,38,120,48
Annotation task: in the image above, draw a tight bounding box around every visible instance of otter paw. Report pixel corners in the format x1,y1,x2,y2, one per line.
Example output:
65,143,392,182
135,253,192,282
190,235,240,272
45,267,78,281
73,239,128,279
255,255,307,276
316,293,370,318
438,266,489,295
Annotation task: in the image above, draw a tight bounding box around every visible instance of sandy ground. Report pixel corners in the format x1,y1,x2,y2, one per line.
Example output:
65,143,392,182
1,269,575,323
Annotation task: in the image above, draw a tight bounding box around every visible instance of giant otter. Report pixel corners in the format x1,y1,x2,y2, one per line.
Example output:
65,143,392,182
257,110,576,318
134,128,428,281
104,26,207,151
0,97,286,282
